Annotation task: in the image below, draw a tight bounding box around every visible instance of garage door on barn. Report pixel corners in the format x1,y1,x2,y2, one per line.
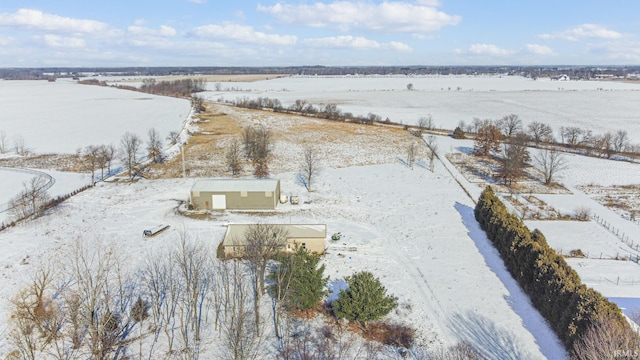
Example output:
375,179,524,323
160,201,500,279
212,195,226,209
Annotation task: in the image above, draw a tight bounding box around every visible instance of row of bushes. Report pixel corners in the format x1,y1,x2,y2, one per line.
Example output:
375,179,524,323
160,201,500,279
231,96,384,125
474,186,628,350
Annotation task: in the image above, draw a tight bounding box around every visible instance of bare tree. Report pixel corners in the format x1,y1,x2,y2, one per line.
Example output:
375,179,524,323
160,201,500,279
593,132,615,158
527,121,553,146
299,145,320,191
496,114,523,138
8,265,70,360
221,260,263,360
10,175,51,220
243,125,272,178
243,224,288,335
166,131,180,146
13,134,28,155
226,138,243,176
321,103,341,120
191,95,206,113
571,315,639,360
418,115,434,134
498,133,530,186
535,148,567,185
0,130,6,153
613,129,629,153
425,135,439,172
143,252,180,355
561,126,584,147
290,99,308,112
119,132,142,180
172,232,212,347
406,143,416,170
473,123,503,156
63,238,142,359
406,83,414,91
80,145,101,184
147,128,164,163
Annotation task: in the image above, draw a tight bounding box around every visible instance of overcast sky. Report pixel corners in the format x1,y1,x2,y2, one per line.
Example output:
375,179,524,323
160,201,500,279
0,1,638,67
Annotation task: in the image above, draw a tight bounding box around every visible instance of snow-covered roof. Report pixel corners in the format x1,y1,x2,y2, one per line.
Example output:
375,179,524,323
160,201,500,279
223,224,326,246
191,178,279,193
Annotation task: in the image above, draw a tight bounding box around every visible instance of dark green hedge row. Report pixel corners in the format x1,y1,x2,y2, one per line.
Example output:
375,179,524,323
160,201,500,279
474,186,627,349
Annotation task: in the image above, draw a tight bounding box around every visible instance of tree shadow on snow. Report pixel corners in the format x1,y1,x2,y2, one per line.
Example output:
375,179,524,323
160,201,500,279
326,278,348,304
456,146,474,154
449,311,530,360
453,202,567,359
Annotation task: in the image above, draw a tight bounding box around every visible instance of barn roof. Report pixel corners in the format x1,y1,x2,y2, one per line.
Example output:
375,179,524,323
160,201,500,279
191,178,279,193
223,224,327,246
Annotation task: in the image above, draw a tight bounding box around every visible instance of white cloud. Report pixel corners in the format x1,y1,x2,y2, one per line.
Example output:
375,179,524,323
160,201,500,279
468,43,512,56
539,24,622,41
303,35,412,51
0,8,109,33
39,34,86,48
524,44,554,55
188,0,207,4
304,35,380,49
388,41,412,52
128,25,176,37
257,1,460,33
190,23,297,45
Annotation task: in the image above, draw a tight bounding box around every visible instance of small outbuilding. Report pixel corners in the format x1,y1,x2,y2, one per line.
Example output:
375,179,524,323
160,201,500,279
222,224,326,258
190,179,280,210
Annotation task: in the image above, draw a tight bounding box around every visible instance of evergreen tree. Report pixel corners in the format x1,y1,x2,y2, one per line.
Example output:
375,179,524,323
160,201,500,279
268,247,328,311
332,271,398,329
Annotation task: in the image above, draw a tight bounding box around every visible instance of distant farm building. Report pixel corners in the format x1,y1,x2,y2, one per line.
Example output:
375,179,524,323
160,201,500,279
190,179,280,210
222,224,327,258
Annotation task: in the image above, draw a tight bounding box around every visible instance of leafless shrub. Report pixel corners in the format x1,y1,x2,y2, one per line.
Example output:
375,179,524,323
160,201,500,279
571,315,640,360
574,207,591,221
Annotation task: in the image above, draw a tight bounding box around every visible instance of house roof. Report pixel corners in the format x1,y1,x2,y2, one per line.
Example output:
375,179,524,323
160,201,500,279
223,224,327,246
191,178,279,193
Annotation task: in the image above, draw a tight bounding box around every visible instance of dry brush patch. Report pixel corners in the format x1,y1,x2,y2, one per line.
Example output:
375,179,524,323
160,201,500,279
149,103,422,178
579,184,640,221
447,152,570,195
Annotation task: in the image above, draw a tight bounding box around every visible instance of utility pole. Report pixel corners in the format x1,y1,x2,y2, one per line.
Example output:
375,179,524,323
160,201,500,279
181,144,186,178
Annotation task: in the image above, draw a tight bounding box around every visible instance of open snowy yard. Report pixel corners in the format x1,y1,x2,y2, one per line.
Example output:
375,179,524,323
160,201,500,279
0,162,567,359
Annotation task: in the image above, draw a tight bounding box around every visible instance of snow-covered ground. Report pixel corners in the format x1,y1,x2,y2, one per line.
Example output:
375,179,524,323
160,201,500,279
0,167,91,225
0,162,568,359
2,76,640,358
203,75,640,140
0,79,191,154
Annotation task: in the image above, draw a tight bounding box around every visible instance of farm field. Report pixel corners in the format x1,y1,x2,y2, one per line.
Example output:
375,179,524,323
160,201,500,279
0,79,191,154
1,76,640,358
203,75,640,140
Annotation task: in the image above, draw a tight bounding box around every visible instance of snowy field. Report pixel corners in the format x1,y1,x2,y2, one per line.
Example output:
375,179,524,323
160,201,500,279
0,79,191,154
0,163,567,359
203,75,640,141
1,76,640,358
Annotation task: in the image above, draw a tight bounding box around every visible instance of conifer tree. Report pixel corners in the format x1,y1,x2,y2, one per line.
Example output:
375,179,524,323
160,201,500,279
268,246,328,311
332,271,398,329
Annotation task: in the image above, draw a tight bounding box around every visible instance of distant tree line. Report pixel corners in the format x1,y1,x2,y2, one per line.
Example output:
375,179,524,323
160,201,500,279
231,96,386,125
79,78,205,99
475,187,633,355
4,65,640,80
